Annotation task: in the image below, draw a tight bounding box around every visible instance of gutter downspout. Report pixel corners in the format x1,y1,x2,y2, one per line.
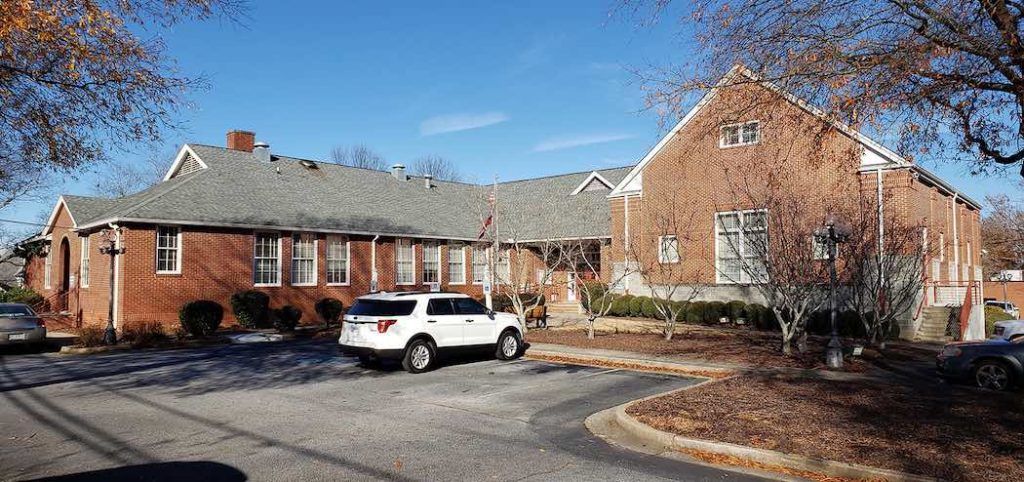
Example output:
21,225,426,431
876,169,884,272
623,195,630,264
371,235,380,292
952,193,959,283
372,235,380,292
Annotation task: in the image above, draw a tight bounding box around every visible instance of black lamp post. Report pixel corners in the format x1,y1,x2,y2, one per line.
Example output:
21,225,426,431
814,215,850,370
98,228,125,345
996,271,1012,302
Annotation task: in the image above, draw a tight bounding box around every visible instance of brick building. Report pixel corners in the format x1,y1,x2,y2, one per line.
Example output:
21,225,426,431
24,66,984,339
603,66,984,339
25,134,627,329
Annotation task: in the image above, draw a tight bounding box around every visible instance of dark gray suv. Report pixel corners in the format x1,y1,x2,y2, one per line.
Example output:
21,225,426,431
937,338,1024,391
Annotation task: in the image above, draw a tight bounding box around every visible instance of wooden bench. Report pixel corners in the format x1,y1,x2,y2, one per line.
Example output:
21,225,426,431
524,305,548,328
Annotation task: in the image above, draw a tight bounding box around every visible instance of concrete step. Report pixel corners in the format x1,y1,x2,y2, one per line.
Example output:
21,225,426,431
546,303,581,314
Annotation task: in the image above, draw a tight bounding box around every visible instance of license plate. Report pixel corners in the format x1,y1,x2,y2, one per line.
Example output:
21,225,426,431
9,333,26,341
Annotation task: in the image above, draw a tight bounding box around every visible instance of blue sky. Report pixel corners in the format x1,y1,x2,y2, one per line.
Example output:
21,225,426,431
6,0,1020,227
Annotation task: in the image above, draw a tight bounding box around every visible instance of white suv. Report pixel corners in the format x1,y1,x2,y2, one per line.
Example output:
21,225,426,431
338,292,525,373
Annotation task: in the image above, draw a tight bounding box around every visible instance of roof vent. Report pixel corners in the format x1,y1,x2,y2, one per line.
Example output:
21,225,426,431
391,164,406,181
424,174,433,189
300,159,319,169
253,142,271,163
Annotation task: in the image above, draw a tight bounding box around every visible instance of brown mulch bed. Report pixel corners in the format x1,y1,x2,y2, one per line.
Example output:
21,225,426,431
526,327,937,373
627,373,1024,482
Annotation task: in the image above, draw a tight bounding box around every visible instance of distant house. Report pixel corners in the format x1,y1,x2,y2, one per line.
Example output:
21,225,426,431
0,249,25,289
23,132,625,327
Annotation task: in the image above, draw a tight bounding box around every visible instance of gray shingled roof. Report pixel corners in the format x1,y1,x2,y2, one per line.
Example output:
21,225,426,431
65,144,630,240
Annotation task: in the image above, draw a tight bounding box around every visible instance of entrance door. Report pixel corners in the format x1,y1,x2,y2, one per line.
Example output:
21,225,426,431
58,238,71,312
566,272,577,302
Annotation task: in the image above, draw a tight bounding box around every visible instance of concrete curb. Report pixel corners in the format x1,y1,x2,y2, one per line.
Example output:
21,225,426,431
610,389,938,482
58,337,230,355
526,349,739,376
541,349,939,481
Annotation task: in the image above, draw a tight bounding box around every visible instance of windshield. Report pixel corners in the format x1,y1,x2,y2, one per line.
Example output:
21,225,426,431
0,305,35,317
348,299,417,317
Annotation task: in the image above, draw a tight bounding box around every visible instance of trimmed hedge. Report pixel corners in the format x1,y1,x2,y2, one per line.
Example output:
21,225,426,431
580,282,607,311
231,290,270,329
179,300,224,337
686,301,706,323
628,296,646,317
610,295,634,317
273,305,302,332
0,287,43,310
315,298,345,326
727,300,746,321
641,297,659,319
706,301,727,323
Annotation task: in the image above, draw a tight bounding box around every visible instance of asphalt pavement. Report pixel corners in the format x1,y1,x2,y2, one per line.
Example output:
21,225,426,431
0,340,770,481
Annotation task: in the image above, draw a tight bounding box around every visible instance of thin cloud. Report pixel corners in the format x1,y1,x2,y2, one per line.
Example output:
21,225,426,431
420,112,509,136
533,133,635,152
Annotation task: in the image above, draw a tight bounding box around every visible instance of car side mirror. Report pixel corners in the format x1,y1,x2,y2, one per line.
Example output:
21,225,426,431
487,310,495,319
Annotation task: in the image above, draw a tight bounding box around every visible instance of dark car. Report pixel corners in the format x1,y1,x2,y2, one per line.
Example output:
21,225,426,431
937,337,1024,391
0,303,46,349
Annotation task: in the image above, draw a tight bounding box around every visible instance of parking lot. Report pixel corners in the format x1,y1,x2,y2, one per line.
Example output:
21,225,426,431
0,340,765,481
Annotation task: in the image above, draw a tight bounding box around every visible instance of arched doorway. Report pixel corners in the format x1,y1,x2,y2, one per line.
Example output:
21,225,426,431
58,237,70,312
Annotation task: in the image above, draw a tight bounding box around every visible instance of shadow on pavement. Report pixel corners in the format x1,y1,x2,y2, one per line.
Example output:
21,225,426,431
26,461,247,482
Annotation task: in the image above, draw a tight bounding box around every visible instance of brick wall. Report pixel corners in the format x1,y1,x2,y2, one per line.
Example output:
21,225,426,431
608,81,983,295
117,225,484,328
983,281,1024,308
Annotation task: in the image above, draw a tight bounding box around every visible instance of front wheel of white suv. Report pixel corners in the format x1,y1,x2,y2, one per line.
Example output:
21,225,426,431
402,339,435,373
495,330,523,360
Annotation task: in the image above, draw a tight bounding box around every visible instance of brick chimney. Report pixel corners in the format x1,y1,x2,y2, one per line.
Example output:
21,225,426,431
226,130,255,152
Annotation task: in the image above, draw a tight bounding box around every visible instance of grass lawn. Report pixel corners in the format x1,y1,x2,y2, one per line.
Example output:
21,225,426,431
528,327,1023,481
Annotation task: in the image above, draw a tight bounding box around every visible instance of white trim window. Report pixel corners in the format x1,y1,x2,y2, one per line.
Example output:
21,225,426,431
291,233,317,286
658,235,680,264
720,121,760,147
156,226,182,274
472,246,488,284
254,232,282,286
715,210,767,284
80,236,90,288
325,235,350,285
422,240,440,285
395,238,416,285
44,243,52,289
448,242,466,285
496,250,510,282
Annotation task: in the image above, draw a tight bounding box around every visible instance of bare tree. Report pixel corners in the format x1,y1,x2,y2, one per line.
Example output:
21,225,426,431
93,151,173,197
330,144,388,171
714,188,831,355
842,200,930,348
627,201,708,340
619,0,1024,176
562,239,634,339
1,0,242,211
409,155,464,182
492,238,564,334
982,191,1024,272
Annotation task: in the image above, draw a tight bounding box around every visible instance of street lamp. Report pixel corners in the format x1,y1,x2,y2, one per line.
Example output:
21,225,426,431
98,227,125,345
996,271,1013,302
814,214,850,370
